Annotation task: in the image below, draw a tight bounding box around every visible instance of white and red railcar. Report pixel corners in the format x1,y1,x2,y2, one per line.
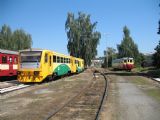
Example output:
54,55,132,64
0,49,18,77
112,57,134,71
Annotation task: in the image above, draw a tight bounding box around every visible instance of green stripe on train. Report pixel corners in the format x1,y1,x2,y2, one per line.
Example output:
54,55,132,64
77,66,83,73
54,64,70,76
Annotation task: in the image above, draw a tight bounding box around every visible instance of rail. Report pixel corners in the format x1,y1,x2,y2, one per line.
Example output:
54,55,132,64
44,69,108,120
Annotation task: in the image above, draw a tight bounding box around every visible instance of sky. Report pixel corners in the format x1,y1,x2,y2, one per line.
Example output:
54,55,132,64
0,0,159,57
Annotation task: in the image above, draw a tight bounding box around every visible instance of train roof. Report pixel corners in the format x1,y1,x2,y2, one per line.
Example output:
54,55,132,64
0,49,18,55
19,48,84,60
19,48,44,52
122,57,133,60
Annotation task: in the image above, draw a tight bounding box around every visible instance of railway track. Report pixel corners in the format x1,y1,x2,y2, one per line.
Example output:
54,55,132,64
45,69,108,120
0,80,30,94
0,84,30,94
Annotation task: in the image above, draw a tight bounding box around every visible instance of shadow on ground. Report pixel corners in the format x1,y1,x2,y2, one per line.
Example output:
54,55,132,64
0,76,17,81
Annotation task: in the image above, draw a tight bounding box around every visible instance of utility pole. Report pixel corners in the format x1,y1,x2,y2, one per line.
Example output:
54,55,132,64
106,47,108,68
104,33,109,68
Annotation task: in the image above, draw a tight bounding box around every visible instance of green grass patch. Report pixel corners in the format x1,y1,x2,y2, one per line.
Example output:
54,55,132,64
147,69,160,78
132,67,156,72
132,67,160,78
130,76,160,102
146,89,160,101
131,77,149,85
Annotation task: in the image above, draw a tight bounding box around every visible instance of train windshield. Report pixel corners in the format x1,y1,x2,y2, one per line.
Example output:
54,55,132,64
20,51,42,63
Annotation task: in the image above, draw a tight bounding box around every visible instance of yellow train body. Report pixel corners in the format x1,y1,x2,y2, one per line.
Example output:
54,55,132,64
18,49,84,82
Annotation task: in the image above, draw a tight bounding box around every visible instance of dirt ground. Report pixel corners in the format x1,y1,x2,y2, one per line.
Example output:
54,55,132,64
100,73,160,120
1,69,160,120
0,69,94,120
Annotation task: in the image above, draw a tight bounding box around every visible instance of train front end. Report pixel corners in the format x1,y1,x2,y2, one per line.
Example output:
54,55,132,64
123,57,134,71
126,58,134,70
18,49,44,82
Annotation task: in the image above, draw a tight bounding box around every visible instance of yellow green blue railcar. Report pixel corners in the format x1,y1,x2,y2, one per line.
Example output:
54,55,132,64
18,48,84,82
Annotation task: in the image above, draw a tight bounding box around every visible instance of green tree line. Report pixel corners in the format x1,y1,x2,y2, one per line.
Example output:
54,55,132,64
65,12,101,66
103,47,116,68
103,26,144,67
0,24,32,51
153,3,160,68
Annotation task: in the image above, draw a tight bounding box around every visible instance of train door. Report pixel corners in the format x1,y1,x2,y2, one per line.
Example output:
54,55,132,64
49,53,52,74
1,54,8,76
8,55,13,76
70,57,76,73
44,52,52,75
13,56,18,75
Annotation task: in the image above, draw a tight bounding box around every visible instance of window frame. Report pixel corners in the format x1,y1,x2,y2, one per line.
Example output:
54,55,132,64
14,57,17,64
2,56,7,64
45,53,48,63
49,56,51,66
57,56,60,63
53,55,56,63
61,57,64,63
9,56,13,63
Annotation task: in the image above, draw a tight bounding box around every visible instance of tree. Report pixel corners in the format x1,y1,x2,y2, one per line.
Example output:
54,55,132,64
103,47,116,67
12,29,32,50
157,20,160,34
0,24,12,49
153,3,160,68
65,12,101,66
153,41,160,68
0,24,32,51
117,26,141,66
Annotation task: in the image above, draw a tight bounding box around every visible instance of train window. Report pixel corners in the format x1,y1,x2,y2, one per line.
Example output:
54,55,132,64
124,60,127,63
61,57,64,63
2,56,7,63
45,53,48,63
9,57,12,63
128,60,129,62
14,57,17,64
75,60,78,64
57,56,60,63
130,60,132,63
66,58,69,63
49,56,51,66
53,55,56,63
66,58,68,63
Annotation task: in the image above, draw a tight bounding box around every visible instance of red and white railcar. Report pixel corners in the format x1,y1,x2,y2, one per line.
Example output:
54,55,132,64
0,49,18,77
112,57,134,71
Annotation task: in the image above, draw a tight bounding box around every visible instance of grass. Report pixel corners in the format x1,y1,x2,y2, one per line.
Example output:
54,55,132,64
131,77,149,85
132,66,156,72
132,67,160,78
146,89,160,101
147,69,160,78
130,76,160,102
